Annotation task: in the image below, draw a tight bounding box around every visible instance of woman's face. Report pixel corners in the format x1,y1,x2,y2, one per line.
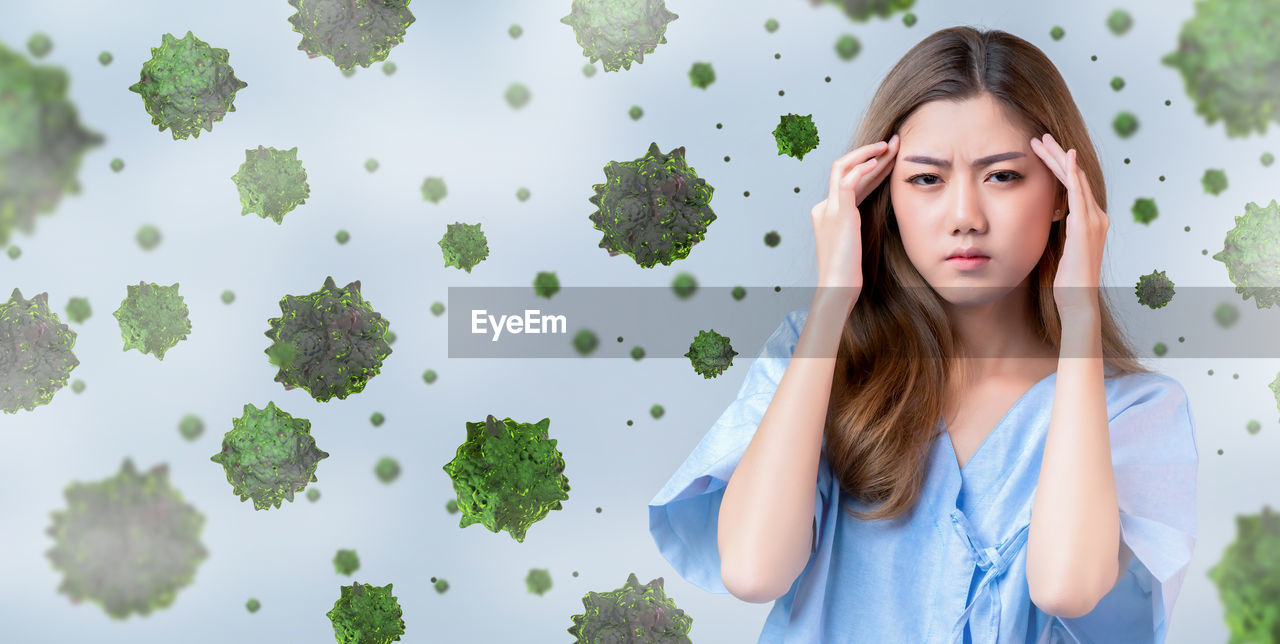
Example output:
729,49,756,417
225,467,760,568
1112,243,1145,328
888,94,1064,304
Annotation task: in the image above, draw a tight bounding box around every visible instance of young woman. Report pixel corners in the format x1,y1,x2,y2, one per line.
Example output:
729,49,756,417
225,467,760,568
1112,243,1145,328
649,26,1197,643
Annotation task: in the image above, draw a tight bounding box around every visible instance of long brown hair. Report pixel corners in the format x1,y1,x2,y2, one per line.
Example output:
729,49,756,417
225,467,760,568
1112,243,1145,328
827,26,1154,521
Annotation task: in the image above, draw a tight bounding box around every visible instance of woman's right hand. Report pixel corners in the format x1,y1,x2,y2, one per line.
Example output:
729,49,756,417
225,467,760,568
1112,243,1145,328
810,133,900,310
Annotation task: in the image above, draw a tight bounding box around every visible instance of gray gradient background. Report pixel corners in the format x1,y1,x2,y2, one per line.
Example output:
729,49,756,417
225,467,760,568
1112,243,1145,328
2,0,1277,642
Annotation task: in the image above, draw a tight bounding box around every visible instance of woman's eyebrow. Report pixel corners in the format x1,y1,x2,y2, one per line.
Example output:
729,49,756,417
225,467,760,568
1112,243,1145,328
901,151,1026,168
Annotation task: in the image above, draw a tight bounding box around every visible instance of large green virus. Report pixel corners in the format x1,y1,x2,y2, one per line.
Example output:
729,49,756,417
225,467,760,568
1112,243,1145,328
1,289,80,414
808,0,916,23
684,329,738,379
560,0,679,72
442,415,570,543
128,31,248,140
288,0,416,71
232,146,311,224
46,459,208,619
438,222,489,272
774,113,820,160
1208,505,1280,642
327,582,406,644
588,142,717,268
567,573,692,642
1212,199,1280,309
112,281,192,360
264,276,393,402
1134,269,1176,309
0,42,104,246
210,401,330,510
1161,0,1280,138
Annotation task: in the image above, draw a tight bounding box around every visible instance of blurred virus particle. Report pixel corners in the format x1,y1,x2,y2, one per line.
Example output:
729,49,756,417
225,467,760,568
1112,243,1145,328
438,221,489,272
1247,419,1261,435
582,63,597,78
1263,151,1275,167
0,42,104,246
509,24,523,39
365,158,379,172
1214,301,1240,328
688,62,715,89
588,142,716,267
629,105,643,120
178,413,204,441
1131,197,1158,225
671,272,697,299
46,459,208,619
422,368,437,384
516,186,531,201
1153,341,1167,357
1,288,80,413
421,176,446,203
1110,76,1125,91
631,344,646,360
27,33,53,58
505,82,531,109
1207,505,1280,642
334,549,361,576
773,113,820,160
374,457,401,484
731,285,746,300
834,34,861,61
307,487,321,502
573,328,599,356
650,403,664,419
98,51,113,66
246,598,261,613
383,329,394,345
135,224,161,250
1134,269,1176,309
764,230,781,247
765,18,779,33
1202,168,1228,196
264,276,393,401
1163,0,1280,137
432,577,448,593
1213,199,1280,309
1050,25,1065,41
430,301,445,316
1112,111,1138,138
560,0,679,72
445,498,458,514
526,568,552,595
370,411,385,427
211,401,329,510
110,158,125,172
221,289,235,305
129,31,247,140
808,0,916,23
442,414,570,543
381,61,396,76
6,244,18,259
112,281,191,360
533,271,560,298
64,296,91,324
1106,9,1133,36
327,582,406,644
232,146,311,224
288,0,415,71
336,229,350,244
567,573,692,642
902,11,917,27
685,329,737,378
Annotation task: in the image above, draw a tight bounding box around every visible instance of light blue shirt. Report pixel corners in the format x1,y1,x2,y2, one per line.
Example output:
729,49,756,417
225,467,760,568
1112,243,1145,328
648,309,1198,643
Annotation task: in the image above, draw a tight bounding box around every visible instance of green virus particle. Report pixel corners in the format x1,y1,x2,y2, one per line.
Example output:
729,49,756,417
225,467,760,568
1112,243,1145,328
509,24,523,39
0,41,104,246
370,411,385,427
232,146,311,225
112,281,191,361
1207,505,1280,642
365,158,379,172
582,63,597,77
433,578,448,593
334,549,361,576
221,290,235,305
671,272,697,299
383,329,395,345
136,224,161,250
1111,76,1125,92
46,459,207,619
421,176,447,203
287,0,416,71
650,403,664,419
211,401,330,510
731,285,746,301
1162,0,1280,137
629,105,643,120
128,31,248,140
1263,152,1276,167
264,276,392,401
573,329,598,356
567,573,692,643
504,82,531,109
1112,111,1139,138
1,288,80,414
246,598,261,613
765,18,780,33
527,568,552,596
560,0,679,72
342,68,356,78
431,301,445,316
588,142,716,268
1132,197,1158,225
27,33,53,59
902,12,917,27
327,582,406,644
516,186,531,201
70,378,85,393
422,368,437,384
1214,301,1240,328
336,229,351,245
1247,419,1262,435
442,414,570,543
1050,26,1065,41
65,296,91,324
1135,269,1176,309
1213,199,1280,309
439,222,489,273
774,113,820,161
1153,341,1168,357
445,498,458,514
375,457,401,484
381,61,396,76
178,413,204,441
99,51,113,66
764,231,781,247
685,329,737,379
630,345,645,360
1202,168,1228,196
534,271,561,298
307,487,321,502
835,34,861,61
6,245,18,259
808,0,916,23
1107,9,1133,36
110,158,125,172
688,62,715,89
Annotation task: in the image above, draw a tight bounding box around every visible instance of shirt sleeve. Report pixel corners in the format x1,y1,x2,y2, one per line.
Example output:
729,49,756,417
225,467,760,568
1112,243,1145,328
647,309,834,594
1044,374,1198,643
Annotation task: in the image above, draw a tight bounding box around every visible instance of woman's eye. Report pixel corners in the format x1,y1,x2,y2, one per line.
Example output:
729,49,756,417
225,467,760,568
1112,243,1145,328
906,171,1022,185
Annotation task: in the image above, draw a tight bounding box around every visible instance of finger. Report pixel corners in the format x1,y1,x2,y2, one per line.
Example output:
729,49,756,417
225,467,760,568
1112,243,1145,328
1030,138,1066,184
1071,152,1105,224
1064,149,1083,219
829,141,887,203
834,157,882,211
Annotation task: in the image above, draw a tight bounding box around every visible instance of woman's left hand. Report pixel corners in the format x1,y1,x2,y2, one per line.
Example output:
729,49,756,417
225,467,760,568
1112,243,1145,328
1031,133,1109,319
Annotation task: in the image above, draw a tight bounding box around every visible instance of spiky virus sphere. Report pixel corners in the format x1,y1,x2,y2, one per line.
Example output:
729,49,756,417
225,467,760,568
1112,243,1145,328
442,415,570,543
0,42,104,246
288,0,416,71
46,459,208,619
1162,0,1280,137
527,568,553,595
1207,505,1280,642
210,401,330,510
1213,199,1280,309
567,573,692,642
1,288,80,414
327,582,406,644
773,113,820,160
438,221,489,272
560,0,679,72
588,142,717,268
334,549,361,576
112,281,192,360
128,31,247,140
232,146,311,224
684,329,737,378
1134,269,1176,309
808,0,916,23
